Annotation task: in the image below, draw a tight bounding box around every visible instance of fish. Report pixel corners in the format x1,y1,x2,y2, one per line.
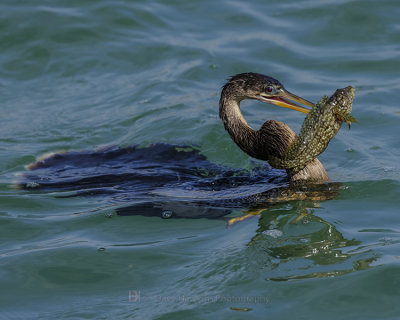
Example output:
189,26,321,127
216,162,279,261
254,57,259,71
269,86,358,172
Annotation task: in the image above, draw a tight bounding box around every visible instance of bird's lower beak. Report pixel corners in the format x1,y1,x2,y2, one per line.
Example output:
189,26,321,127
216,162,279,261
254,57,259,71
260,88,315,114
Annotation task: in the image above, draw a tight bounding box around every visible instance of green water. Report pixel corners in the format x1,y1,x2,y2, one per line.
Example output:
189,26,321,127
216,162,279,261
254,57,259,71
1,0,400,319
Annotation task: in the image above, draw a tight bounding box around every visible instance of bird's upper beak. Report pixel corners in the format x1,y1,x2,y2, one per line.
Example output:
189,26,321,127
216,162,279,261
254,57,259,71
258,88,314,114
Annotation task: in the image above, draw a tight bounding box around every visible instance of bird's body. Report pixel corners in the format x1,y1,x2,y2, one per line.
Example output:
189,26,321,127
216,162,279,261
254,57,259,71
219,73,356,183
20,72,356,220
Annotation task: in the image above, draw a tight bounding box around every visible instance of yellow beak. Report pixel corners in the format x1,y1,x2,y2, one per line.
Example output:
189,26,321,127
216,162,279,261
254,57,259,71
259,88,314,114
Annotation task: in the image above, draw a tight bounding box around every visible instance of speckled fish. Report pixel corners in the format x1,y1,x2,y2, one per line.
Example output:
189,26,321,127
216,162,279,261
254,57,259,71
269,86,357,172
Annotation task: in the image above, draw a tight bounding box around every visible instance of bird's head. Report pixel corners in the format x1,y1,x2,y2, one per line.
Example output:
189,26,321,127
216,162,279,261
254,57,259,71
223,72,314,114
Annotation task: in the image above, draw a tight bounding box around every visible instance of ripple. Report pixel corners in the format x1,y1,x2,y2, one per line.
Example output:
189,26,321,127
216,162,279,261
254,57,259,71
1,0,400,318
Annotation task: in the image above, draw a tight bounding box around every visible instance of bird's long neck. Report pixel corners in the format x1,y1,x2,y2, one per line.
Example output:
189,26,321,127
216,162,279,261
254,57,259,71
219,89,329,183
219,97,262,159
219,90,294,161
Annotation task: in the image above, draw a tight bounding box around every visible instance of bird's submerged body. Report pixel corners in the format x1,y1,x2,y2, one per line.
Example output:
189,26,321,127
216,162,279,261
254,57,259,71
21,72,356,219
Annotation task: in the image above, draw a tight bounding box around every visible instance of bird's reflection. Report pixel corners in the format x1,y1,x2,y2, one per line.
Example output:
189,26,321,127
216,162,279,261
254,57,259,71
247,201,375,281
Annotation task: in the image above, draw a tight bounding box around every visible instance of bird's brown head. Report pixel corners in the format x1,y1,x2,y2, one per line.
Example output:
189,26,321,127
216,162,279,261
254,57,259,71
222,72,314,114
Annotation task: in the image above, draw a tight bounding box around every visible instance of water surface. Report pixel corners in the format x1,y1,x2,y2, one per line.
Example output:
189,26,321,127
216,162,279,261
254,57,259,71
1,0,400,319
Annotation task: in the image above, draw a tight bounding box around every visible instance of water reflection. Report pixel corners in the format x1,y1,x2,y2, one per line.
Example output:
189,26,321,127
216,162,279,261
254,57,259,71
248,202,376,280
20,143,374,280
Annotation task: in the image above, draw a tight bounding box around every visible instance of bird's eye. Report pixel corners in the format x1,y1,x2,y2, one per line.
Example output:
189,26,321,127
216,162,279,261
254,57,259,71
266,86,273,93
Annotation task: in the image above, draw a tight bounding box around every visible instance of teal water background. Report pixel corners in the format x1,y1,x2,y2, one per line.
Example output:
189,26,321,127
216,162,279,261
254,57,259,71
1,0,400,319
